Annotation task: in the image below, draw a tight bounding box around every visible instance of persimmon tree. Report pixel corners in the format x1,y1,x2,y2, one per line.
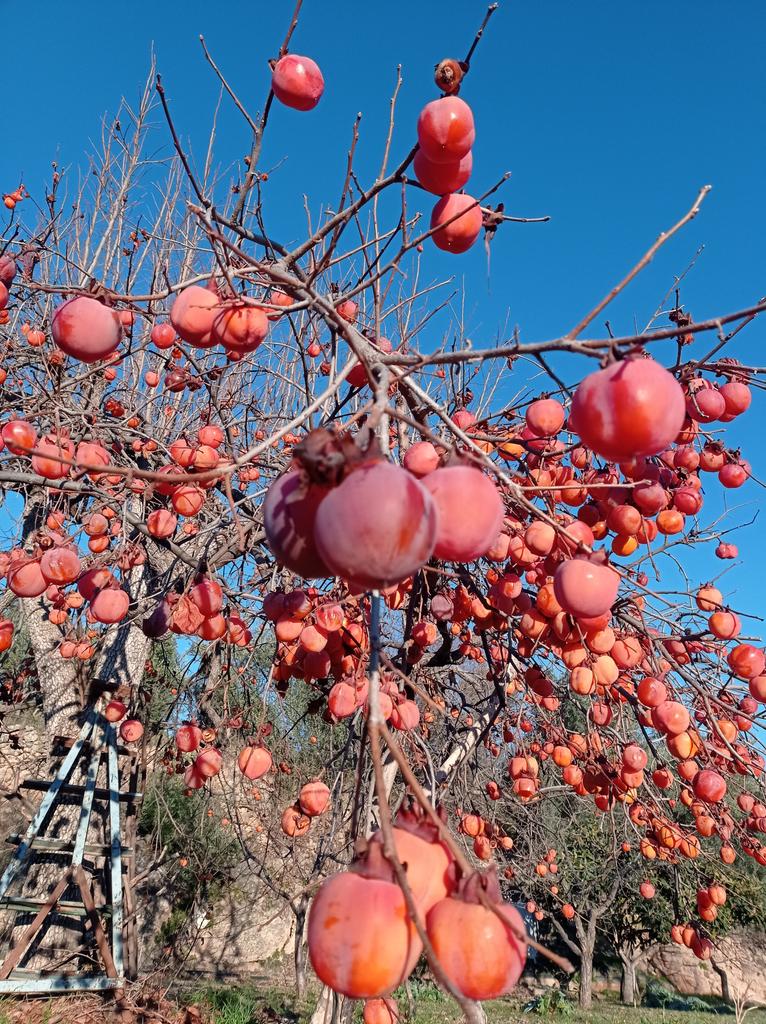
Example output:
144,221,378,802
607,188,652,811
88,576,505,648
1,1,765,1019
504,796,672,1009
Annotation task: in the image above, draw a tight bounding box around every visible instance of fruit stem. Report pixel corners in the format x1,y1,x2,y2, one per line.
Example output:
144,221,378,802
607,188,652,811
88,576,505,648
366,673,486,1023
378,718,576,974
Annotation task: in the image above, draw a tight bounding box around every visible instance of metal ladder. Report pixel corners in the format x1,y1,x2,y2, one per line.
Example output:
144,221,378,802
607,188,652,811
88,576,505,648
0,709,134,993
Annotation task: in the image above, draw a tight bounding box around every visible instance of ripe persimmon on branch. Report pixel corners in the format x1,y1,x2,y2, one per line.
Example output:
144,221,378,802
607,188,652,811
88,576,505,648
0,0,765,1017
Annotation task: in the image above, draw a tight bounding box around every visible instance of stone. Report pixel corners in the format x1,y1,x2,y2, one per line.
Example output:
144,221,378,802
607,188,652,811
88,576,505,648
649,932,766,1004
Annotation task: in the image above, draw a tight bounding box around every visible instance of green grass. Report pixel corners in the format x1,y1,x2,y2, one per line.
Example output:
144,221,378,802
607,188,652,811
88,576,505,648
196,986,262,1024
191,982,766,1024
404,1001,766,1024
194,983,308,1024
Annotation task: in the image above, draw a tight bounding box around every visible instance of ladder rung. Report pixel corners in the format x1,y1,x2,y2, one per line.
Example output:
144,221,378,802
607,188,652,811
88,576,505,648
3,968,80,979
0,897,112,918
5,835,129,856
21,780,141,801
0,972,122,992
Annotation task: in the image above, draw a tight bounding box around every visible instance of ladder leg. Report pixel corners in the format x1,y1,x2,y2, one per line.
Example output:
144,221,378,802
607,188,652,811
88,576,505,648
0,709,136,991
106,723,124,978
0,711,97,900
73,866,117,980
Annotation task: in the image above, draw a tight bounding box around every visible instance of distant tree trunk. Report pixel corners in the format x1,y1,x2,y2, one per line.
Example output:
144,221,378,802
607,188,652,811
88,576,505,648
364,748,399,833
575,914,597,1010
617,940,648,1006
294,894,309,1001
430,697,501,795
620,956,636,1005
711,957,732,1004
579,948,594,1010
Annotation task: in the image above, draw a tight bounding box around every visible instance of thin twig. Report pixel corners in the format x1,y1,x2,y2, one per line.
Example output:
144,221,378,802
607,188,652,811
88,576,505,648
567,185,712,340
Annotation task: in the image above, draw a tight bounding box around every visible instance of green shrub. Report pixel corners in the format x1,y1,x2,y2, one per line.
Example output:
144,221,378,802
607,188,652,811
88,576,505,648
643,979,725,1014
523,989,575,1016
139,774,238,950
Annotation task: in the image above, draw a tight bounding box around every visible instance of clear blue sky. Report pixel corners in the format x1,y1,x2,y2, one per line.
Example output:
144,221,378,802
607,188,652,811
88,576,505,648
2,0,764,623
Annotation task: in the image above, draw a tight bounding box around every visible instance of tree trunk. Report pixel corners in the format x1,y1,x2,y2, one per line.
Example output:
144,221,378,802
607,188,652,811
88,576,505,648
573,913,597,1011
578,933,595,1010
92,563,152,701
620,957,637,1006
16,492,81,737
364,748,399,834
710,957,731,1004
21,594,81,736
294,895,308,1001
309,986,346,1024
430,697,501,795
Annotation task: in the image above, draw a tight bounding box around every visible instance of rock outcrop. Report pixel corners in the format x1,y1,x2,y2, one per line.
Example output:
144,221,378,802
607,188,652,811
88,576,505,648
649,932,766,1005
